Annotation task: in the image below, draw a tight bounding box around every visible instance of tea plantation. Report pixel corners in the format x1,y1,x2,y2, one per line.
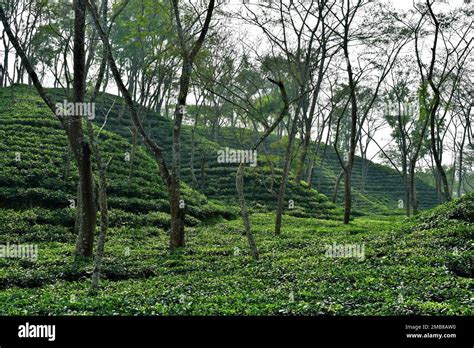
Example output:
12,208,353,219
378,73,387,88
81,89,438,216
0,85,472,315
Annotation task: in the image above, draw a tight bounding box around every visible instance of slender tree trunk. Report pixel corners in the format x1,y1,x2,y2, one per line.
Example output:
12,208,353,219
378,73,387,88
306,157,315,189
88,122,110,290
168,59,192,250
458,143,464,198
128,125,138,181
238,77,287,253
294,106,311,183
168,0,215,249
190,114,199,187
2,37,9,87
343,166,352,224
236,163,259,260
430,110,451,202
342,15,358,225
450,154,456,197
275,110,299,235
402,164,410,217
409,163,418,215
332,169,344,203
197,156,205,191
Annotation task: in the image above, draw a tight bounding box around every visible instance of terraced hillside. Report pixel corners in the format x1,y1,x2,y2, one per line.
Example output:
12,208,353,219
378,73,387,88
86,90,437,216
311,149,440,212
197,128,440,215
0,86,341,222
71,90,343,219
6,86,437,218
0,85,234,239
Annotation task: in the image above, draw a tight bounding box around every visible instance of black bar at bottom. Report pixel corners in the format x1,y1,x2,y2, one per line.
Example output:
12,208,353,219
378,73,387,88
0,316,472,346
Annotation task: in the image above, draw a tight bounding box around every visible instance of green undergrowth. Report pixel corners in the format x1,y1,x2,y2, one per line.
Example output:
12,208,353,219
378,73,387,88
0,213,471,315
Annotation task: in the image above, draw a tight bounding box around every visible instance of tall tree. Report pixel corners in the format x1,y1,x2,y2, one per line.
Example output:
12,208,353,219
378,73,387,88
0,1,98,257
414,0,472,203
86,0,216,250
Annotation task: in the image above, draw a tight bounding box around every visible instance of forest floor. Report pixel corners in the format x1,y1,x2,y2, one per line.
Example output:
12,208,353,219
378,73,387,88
0,213,472,315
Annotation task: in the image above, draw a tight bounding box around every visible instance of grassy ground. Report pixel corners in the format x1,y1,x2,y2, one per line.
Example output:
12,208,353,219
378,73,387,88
0,213,471,315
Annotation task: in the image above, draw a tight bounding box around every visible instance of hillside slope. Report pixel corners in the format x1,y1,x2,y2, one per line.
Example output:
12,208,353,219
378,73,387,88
2,86,438,219
82,91,437,216
0,85,234,239
81,90,342,219
198,127,440,214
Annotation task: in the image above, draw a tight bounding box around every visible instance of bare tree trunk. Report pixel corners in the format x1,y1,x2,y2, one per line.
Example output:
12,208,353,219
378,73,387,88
306,157,315,189
200,156,206,191
457,131,466,198
168,0,215,250
128,125,138,181
409,163,418,215
294,103,311,182
88,121,111,290
405,174,410,217
237,77,288,253
0,34,6,87
169,179,186,250
190,114,199,187
91,168,109,290
342,5,358,225
429,103,451,202
0,36,5,86
275,110,299,235
236,163,259,260
72,134,97,257
450,153,456,197
2,36,9,87
402,164,410,217
343,166,352,224
420,0,453,203
332,169,344,203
